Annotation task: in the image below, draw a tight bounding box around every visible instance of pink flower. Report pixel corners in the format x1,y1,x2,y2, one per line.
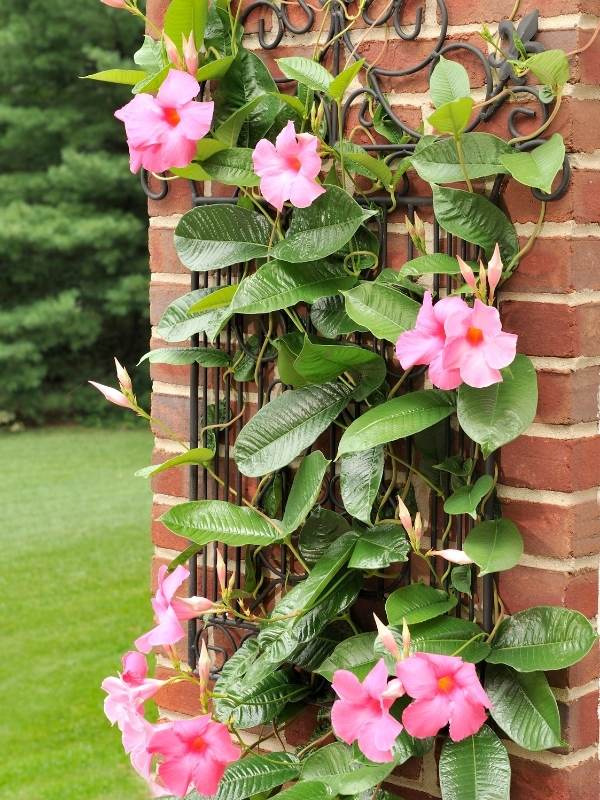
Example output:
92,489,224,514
101,0,127,7
102,653,164,727
148,715,241,797
120,711,168,796
331,659,404,763
395,291,465,390
135,565,215,654
396,653,491,741
442,299,517,388
252,121,325,212
429,549,474,565
89,380,133,409
115,70,213,173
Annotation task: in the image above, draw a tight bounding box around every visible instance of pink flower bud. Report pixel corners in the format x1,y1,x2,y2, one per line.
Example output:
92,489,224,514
101,0,127,7
216,550,227,593
121,651,148,686
397,497,413,535
429,548,474,565
374,614,401,662
174,595,215,615
88,380,132,409
164,34,183,69
487,243,503,300
114,357,132,393
457,256,476,290
381,677,405,701
182,32,198,77
198,640,211,696
413,512,423,547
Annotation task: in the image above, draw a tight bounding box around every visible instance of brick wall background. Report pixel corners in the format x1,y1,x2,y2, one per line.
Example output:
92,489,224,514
144,1,600,796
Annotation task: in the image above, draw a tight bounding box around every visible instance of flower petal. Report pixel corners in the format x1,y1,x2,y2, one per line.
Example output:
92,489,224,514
157,69,200,108
395,654,438,699
402,694,450,738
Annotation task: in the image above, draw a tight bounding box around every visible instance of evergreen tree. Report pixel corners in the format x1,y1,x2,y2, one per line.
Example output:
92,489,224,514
0,0,150,423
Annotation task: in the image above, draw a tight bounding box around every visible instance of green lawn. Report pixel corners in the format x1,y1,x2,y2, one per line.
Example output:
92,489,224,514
0,427,155,800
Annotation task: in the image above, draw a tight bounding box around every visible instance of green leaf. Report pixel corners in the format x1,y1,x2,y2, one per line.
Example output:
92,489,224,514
273,92,307,116
464,518,523,576
386,583,457,625
432,185,519,265
213,670,308,728
299,507,351,565
338,143,393,188
295,337,386,402
135,447,214,478
192,753,301,800
317,632,378,680
270,782,331,800
339,446,385,523
427,97,474,136
82,69,146,85
301,742,398,795
439,726,510,800
134,36,164,73
133,65,171,95
343,282,420,343
376,616,490,664
443,475,494,517
201,147,259,187
487,606,597,672
276,56,334,93
349,524,410,570
485,664,562,751
156,288,231,342
175,205,272,271
399,253,464,277
229,260,356,315
519,50,569,90
274,333,310,388
163,0,208,52
328,59,365,102
373,103,407,144
160,500,283,547
457,354,538,458
310,294,367,338
429,55,471,108
337,390,455,456
500,133,565,194
282,451,330,534
234,382,354,477
188,284,238,313
214,96,266,147
271,187,374,263
196,54,235,81
138,347,231,367
412,133,511,183
450,565,473,595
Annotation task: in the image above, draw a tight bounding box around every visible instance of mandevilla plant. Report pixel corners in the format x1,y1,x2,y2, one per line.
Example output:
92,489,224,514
88,2,598,799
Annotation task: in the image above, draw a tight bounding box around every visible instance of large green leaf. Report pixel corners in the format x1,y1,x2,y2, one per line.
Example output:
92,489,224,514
274,333,310,388
191,753,301,800
439,726,510,800
295,337,386,402
501,133,565,194
276,56,334,93
328,59,365,102
174,205,272,271
485,664,562,751
428,97,474,136
195,54,235,81
201,147,259,187
432,185,519,265
487,606,597,672
337,390,455,456
443,474,494,517
430,55,471,108
299,507,351,565
310,294,367,337
234,382,354,477
138,347,231,367
412,133,511,183
379,617,490,664
301,743,398,796
317,632,378,681
339,446,385,523
188,284,238,314
213,669,308,728
229,260,356,315
386,583,457,625
82,68,146,85
349,524,410,570
457,354,538,458
281,450,330,534
343,282,420,342
156,288,231,342
160,499,283,546
135,447,214,479
519,50,569,90
270,782,331,800
399,253,463,277
163,0,207,52
464,518,523,576
271,187,374,263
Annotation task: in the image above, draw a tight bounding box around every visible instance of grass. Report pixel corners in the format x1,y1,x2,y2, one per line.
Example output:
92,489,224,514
0,426,155,800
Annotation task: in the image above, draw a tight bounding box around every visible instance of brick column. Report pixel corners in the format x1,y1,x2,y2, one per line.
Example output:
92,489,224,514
145,1,600,796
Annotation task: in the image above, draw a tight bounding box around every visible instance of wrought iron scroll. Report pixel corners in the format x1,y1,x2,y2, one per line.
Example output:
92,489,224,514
142,1,570,673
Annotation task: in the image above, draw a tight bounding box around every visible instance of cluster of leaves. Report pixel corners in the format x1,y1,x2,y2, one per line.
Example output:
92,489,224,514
90,2,596,799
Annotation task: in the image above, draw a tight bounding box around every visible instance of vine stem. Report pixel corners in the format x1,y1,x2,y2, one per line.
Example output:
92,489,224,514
387,450,445,499
387,368,412,399
508,92,563,145
285,537,310,573
507,201,546,274
454,135,473,192
297,728,334,758
567,19,600,56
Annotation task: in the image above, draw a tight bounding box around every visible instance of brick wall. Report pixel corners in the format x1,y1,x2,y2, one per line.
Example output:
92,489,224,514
144,0,600,796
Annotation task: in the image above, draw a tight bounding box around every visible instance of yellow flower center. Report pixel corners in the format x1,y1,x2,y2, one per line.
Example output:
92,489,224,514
437,675,454,693
466,326,484,345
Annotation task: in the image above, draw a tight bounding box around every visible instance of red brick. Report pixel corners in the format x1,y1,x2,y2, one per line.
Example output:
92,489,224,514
149,226,188,275
149,281,189,327
500,434,600,492
155,666,203,716
558,690,600,750
510,754,599,800
501,300,600,358
440,0,598,24
148,175,193,217
553,645,600,689
500,495,600,559
505,237,600,294
498,565,598,617
536,368,600,425
152,501,189,550
283,704,320,747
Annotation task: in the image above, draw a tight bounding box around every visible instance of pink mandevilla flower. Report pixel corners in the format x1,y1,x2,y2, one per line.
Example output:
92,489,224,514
396,653,491,741
135,565,215,654
442,298,517,389
89,380,132,409
429,548,474,565
102,652,164,727
115,70,213,173
120,711,168,796
331,658,405,763
252,121,325,212
394,291,465,390
148,715,242,798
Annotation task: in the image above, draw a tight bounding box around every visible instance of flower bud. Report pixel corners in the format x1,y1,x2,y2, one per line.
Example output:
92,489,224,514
114,357,132,393
405,213,426,255
413,512,423,548
215,550,227,593
382,677,405,701
397,497,413,535
164,34,183,69
478,261,488,302
182,32,199,77
101,0,127,7
121,651,148,686
487,243,503,302
429,548,474,565
88,380,132,409
198,640,211,697
374,613,401,662
457,256,476,290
